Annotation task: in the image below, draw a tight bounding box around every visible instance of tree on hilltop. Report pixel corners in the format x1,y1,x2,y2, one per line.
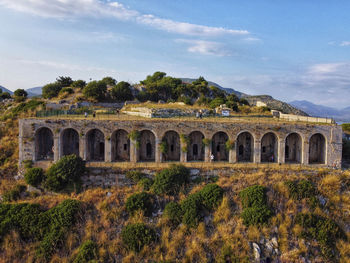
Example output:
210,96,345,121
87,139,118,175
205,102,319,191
101,76,117,86
14,89,28,102
56,76,73,87
111,81,134,102
83,80,107,101
42,82,62,99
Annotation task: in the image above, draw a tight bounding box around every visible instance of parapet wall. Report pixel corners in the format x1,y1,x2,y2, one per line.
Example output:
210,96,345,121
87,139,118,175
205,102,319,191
19,118,343,168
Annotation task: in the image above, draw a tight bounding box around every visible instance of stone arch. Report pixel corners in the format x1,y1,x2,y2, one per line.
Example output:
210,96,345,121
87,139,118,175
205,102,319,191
111,129,130,162
35,127,54,161
261,132,278,163
161,131,180,161
236,131,253,162
285,132,302,163
309,133,326,164
86,129,105,161
61,128,79,157
212,131,229,161
187,131,205,161
139,130,155,162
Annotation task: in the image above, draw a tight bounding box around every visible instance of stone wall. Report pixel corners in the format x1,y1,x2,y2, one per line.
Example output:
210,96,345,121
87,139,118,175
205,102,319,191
19,118,343,168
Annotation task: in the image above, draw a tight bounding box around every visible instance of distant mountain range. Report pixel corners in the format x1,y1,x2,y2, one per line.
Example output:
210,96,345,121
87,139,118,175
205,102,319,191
26,87,43,97
290,100,350,123
0,85,13,94
181,78,307,116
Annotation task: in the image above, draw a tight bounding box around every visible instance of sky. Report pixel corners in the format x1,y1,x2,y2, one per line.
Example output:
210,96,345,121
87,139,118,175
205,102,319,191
0,0,350,108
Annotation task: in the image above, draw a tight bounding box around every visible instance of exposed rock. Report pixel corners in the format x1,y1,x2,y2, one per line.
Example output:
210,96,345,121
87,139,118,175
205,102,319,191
318,195,327,206
190,169,200,176
271,237,278,247
252,242,261,261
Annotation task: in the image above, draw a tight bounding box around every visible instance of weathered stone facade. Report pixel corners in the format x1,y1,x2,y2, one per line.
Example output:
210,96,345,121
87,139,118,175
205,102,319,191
19,118,343,168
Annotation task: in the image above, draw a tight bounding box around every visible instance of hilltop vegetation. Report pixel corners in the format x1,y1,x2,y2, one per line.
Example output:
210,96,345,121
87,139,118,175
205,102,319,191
37,73,271,114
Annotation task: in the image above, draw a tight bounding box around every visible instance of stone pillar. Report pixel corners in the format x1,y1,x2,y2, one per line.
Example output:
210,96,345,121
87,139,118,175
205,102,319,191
130,141,138,163
253,139,261,163
105,138,112,162
79,136,86,161
278,139,285,164
180,142,187,163
229,148,236,163
53,136,60,162
303,141,309,165
155,137,161,163
204,144,211,162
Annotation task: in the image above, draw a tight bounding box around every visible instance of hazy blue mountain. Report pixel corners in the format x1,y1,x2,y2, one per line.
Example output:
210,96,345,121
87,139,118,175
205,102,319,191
290,100,350,123
0,85,13,94
26,86,43,97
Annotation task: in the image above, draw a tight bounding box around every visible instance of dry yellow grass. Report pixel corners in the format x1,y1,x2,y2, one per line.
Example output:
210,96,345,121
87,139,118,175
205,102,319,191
0,164,349,262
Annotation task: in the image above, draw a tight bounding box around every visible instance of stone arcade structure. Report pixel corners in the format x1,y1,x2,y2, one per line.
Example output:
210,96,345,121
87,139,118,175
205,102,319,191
19,118,343,168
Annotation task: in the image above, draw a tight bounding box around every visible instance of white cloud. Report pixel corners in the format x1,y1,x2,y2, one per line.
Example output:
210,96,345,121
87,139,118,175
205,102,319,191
0,0,249,37
340,41,350,46
176,39,232,56
137,15,248,37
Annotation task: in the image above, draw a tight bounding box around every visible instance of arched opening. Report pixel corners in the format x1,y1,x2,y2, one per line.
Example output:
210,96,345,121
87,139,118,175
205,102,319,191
139,130,155,162
111,129,130,161
309,133,326,164
285,133,302,163
86,129,105,161
61,128,79,157
35,127,54,161
161,131,180,161
187,131,204,161
261,132,278,163
236,132,253,162
212,132,229,161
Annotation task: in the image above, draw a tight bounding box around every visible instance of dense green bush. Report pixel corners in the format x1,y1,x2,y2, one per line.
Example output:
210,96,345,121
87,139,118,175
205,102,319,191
73,240,98,263
296,213,345,259
111,81,134,102
163,202,183,226
200,184,224,210
59,87,74,94
138,177,154,191
126,170,146,182
125,192,153,216
239,185,272,226
2,184,26,202
24,167,44,187
71,80,86,89
152,165,189,195
0,199,81,262
241,206,272,226
83,81,107,101
14,89,28,102
121,223,156,252
44,154,85,192
239,185,267,209
42,82,62,99
285,180,317,200
181,192,203,228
